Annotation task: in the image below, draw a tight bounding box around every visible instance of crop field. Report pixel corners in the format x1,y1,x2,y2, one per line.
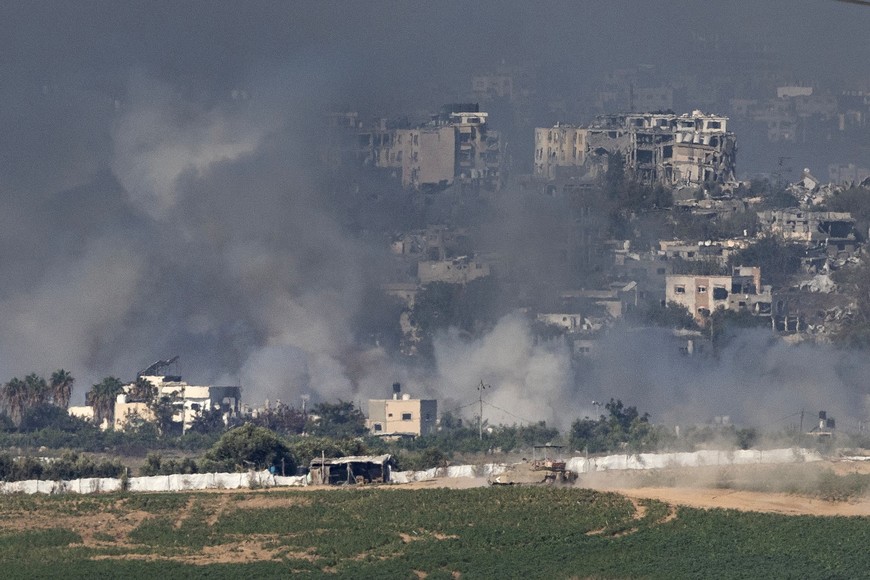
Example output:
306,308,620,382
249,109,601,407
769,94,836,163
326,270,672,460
1,486,870,579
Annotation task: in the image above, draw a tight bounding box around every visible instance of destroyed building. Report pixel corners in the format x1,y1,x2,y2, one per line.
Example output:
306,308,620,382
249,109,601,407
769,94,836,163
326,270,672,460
534,111,737,187
325,104,503,191
756,209,857,255
666,266,772,324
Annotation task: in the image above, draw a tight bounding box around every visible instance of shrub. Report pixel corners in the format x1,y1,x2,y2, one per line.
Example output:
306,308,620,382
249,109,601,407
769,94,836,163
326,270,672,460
202,424,296,473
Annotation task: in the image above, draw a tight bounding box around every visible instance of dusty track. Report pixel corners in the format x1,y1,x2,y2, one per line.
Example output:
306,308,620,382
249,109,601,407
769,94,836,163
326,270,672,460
395,459,870,517
604,486,870,517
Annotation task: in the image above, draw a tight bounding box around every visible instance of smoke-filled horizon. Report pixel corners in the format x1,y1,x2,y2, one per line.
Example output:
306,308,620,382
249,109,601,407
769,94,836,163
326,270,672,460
0,1,869,429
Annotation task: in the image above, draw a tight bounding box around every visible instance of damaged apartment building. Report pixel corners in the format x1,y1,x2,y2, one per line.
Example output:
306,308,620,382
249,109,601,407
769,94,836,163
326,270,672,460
325,104,503,192
534,111,737,187
756,209,857,257
666,266,772,324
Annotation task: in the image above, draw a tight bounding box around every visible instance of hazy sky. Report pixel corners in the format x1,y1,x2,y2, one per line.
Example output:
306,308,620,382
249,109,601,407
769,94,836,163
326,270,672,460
0,1,868,424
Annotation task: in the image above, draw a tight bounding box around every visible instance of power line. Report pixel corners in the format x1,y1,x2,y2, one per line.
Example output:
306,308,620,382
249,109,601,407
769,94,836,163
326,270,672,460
483,400,540,426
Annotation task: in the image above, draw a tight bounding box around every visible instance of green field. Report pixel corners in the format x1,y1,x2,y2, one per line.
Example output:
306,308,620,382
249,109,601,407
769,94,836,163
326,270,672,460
1,486,869,579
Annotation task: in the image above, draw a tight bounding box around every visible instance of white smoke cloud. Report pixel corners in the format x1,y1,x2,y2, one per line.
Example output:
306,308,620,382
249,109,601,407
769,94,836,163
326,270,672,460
432,313,575,427
111,74,266,219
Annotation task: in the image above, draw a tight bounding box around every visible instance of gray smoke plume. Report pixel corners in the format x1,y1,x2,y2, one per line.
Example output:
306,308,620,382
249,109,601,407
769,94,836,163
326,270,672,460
0,1,868,432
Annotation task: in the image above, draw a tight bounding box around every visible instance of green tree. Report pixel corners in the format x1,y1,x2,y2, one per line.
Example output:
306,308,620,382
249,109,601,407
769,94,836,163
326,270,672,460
49,369,75,409
19,404,89,432
250,402,306,436
729,236,802,288
630,301,699,330
203,424,295,473
832,257,870,347
23,373,50,410
127,376,156,404
1,378,30,426
86,377,125,428
569,399,652,454
188,407,230,435
824,186,870,242
308,401,367,438
759,187,800,209
287,436,369,467
149,390,181,437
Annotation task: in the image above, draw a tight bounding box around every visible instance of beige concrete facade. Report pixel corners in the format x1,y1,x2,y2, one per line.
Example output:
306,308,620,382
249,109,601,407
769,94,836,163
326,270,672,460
666,266,771,324
756,210,855,244
534,111,736,187
81,375,245,433
367,396,437,437
397,126,456,189
114,400,154,431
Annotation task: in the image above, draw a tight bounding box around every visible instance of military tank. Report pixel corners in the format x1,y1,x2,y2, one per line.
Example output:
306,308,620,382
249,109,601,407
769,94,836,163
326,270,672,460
489,445,577,486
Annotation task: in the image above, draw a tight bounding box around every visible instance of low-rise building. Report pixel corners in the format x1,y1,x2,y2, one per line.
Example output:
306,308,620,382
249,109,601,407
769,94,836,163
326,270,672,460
79,359,243,433
367,383,437,437
756,209,856,247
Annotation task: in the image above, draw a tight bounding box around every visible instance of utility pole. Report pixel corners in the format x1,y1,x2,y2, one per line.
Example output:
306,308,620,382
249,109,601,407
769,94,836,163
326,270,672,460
477,380,489,440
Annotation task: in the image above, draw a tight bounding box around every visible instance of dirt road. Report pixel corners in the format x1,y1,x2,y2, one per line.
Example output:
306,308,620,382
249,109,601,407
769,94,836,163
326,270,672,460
603,486,870,517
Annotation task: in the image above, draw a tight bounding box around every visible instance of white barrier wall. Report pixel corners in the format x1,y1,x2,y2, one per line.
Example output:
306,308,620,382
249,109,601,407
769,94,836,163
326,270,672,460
564,447,822,475
0,470,306,495
391,447,823,483
0,448,823,495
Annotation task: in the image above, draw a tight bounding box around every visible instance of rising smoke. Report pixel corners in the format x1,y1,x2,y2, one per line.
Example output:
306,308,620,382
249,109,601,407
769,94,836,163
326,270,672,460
0,2,869,432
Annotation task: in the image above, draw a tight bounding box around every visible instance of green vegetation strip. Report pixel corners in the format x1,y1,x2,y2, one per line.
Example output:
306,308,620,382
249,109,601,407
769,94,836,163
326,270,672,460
0,487,869,578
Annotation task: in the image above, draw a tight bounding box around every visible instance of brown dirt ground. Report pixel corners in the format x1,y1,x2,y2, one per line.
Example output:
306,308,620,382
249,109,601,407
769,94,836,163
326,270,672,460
396,459,870,517
606,486,870,517
4,459,870,566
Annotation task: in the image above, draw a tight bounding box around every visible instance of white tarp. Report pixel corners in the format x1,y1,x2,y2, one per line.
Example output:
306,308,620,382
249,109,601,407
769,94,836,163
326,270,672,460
0,469,306,495
393,462,507,483
0,448,823,495
565,447,820,474
392,448,822,484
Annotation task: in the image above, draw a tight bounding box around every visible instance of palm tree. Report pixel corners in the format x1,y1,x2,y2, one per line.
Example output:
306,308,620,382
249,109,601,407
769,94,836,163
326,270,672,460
1,378,29,426
23,373,50,410
127,376,157,404
49,369,75,409
86,377,125,428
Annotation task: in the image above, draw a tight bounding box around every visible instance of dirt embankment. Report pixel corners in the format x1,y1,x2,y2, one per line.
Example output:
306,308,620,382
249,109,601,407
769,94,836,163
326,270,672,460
607,487,870,517
580,458,870,516
395,459,870,516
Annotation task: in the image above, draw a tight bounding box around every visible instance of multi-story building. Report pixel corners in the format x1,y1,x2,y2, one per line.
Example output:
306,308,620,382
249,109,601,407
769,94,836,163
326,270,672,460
325,104,503,192
113,374,241,433
367,383,437,437
666,266,772,324
391,106,502,191
534,111,737,187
